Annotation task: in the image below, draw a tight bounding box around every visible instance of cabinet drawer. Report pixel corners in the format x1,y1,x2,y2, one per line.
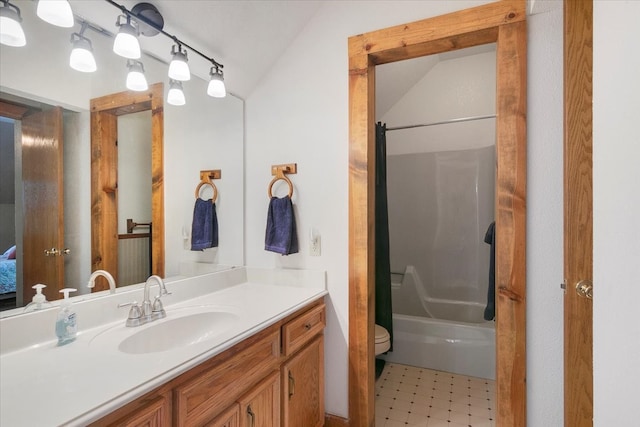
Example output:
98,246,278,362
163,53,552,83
282,303,325,357
174,330,280,426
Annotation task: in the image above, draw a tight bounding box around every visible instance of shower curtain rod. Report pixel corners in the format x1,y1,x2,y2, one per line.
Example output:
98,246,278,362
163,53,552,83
386,114,496,131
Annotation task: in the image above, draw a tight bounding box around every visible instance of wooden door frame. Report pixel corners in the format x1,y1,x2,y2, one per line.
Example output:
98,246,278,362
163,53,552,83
348,1,527,426
90,83,165,289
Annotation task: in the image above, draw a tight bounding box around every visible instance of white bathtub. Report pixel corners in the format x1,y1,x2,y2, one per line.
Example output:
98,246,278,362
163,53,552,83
381,313,495,380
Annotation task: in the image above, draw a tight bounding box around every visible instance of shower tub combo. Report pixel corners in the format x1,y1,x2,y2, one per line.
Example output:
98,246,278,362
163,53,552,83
383,146,496,380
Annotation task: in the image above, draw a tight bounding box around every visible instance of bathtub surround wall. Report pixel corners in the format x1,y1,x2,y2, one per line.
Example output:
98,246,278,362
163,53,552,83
386,146,495,307
391,266,488,324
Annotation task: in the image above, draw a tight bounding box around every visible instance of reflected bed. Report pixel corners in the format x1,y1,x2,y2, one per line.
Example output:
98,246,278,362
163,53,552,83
0,246,16,309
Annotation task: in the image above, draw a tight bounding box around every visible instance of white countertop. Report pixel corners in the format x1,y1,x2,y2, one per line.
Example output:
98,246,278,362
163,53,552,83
0,267,327,427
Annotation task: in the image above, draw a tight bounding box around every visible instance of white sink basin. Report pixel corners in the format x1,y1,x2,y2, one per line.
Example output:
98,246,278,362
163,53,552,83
119,311,238,354
90,306,239,354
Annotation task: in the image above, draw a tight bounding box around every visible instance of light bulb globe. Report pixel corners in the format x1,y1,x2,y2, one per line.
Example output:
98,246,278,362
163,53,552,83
126,61,148,91
207,67,226,98
37,0,74,28
113,23,140,59
167,81,186,106
0,6,26,47
70,37,96,72
70,47,97,72
169,52,191,81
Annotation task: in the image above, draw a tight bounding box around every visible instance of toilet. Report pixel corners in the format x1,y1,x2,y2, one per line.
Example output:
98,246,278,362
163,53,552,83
375,324,391,355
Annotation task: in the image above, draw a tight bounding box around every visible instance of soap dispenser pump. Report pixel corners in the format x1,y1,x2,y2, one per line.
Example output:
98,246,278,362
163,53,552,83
55,288,77,346
23,284,52,312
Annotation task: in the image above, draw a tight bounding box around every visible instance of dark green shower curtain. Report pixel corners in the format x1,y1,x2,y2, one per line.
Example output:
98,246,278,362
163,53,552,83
375,122,393,353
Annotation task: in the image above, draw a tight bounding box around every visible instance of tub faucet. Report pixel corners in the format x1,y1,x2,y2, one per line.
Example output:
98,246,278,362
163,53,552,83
87,270,116,294
142,275,170,321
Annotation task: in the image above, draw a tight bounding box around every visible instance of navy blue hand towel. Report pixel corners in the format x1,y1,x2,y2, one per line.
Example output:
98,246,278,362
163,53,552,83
191,198,219,250
265,196,298,255
483,221,496,321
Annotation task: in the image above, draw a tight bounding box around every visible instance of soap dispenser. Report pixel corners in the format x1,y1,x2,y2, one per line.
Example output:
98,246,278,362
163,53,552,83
55,288,77,346
23,284,52,312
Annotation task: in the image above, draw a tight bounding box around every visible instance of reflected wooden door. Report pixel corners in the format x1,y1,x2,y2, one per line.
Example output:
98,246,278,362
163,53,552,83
564,0,593,425
21,107,65,302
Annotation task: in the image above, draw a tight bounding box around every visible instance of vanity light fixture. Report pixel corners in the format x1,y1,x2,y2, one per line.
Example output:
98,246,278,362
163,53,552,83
104,0,227,99
168,44,190,81
0,0,26,47
167,79,186,106
69,23,97,73
37,0,74,28
113,14,140,59
207,64,226,98
126,60,148,91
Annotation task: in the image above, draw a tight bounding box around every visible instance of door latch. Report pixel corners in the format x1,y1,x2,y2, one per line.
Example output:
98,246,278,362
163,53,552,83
575,279,593,300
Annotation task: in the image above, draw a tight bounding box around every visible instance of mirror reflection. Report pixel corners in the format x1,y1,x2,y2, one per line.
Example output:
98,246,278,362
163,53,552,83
116,110,153,285
0,0,244,313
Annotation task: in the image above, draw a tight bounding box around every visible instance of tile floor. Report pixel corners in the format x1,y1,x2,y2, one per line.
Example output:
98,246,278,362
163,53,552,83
375,362,495,427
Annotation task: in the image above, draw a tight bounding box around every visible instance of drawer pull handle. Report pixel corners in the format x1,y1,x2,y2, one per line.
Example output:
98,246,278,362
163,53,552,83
247,405,255,427
288,371,295,399
304,323,312,330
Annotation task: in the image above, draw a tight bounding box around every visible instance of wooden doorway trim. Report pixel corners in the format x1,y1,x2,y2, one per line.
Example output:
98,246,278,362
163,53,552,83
90,83,165,289
348,2,527,426
563,0,593,425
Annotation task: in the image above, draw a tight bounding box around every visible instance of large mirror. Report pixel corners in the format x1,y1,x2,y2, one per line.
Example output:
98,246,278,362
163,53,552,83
0,0,244,313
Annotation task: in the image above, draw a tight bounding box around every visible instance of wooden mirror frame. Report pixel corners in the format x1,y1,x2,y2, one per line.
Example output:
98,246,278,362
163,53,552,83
348,1,527,426
90,83,165,289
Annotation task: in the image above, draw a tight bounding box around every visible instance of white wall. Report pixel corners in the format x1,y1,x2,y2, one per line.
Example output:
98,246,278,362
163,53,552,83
381,50,497,155
593,2,640,424
526,7,564,426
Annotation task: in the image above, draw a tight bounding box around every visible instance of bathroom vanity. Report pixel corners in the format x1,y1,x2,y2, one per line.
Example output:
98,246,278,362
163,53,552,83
0,267,327,426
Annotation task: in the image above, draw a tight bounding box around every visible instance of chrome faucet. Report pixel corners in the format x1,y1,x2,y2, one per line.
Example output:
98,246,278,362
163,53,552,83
87,270,116,294
118,275,170,327
142,275,170,321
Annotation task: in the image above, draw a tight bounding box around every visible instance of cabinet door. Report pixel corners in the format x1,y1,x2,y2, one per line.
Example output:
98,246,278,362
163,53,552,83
282,335,324,427
238,371,280,427
205,404,239,427
106,394,170,427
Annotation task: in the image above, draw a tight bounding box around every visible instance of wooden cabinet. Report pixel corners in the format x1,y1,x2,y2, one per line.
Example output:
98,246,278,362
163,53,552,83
92,300,325,427
238,371,280,427
282,336,324,427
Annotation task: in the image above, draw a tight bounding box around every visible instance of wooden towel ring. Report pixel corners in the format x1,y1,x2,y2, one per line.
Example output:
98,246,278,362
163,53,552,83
268,174,294,198
195,180,218,203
